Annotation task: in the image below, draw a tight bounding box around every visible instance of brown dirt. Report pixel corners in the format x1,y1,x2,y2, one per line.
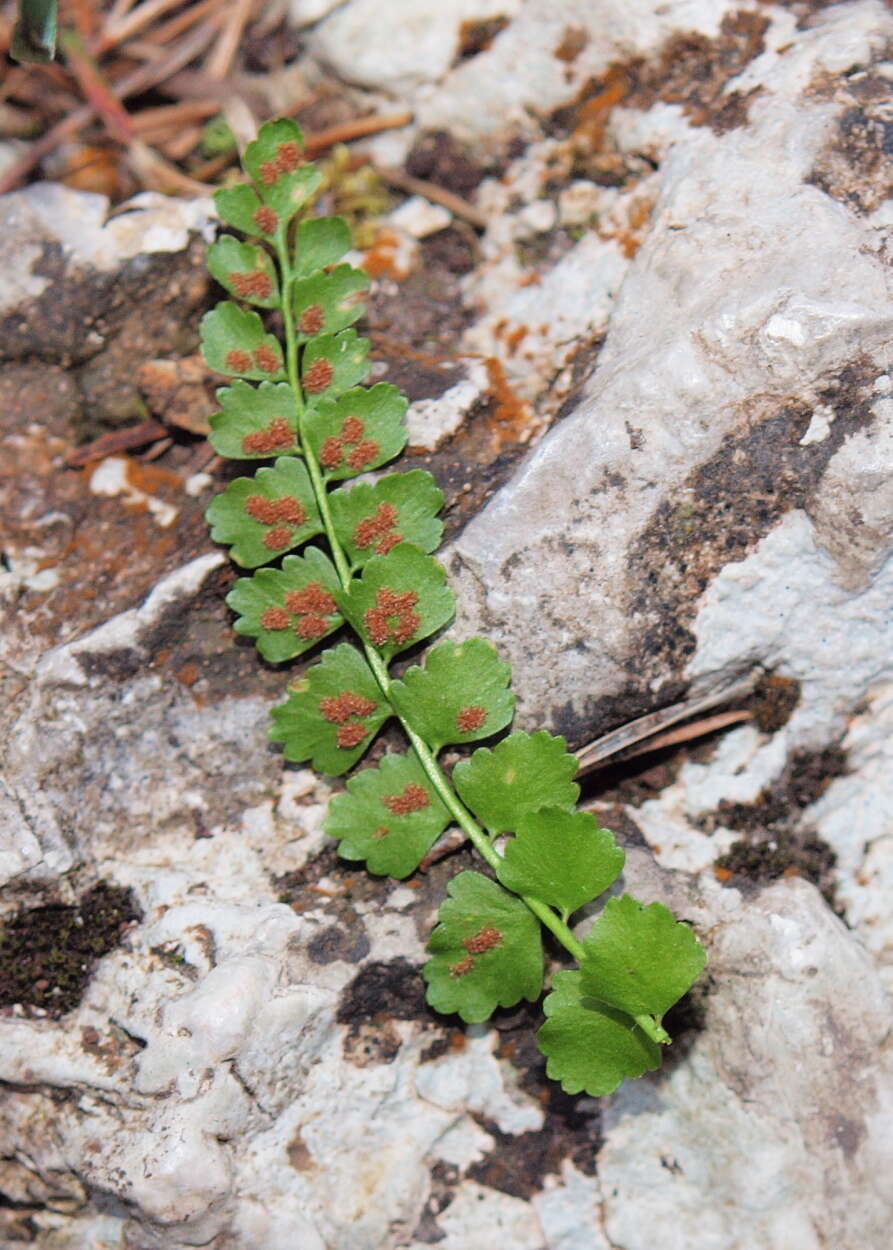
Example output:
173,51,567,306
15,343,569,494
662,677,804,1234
0,882,141,1018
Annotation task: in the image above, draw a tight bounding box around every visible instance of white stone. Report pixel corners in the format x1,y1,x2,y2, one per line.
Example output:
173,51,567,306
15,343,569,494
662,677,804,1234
0,184,214,314
389,194,452,238
313,0,520,91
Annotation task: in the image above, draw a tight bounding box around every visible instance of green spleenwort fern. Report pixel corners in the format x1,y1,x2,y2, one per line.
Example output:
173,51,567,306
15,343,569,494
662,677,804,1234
202,119,706,1097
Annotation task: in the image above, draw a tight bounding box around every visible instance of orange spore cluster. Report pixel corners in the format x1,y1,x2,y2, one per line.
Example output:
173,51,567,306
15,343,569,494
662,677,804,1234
319,691,377,724
346,441,379,470
296,613,329,638
263,525,293,550
245,495,306,526
456,705,487,733
318,416,380,473
285,583,336,615
363,587,420,647
304,358,334,394
260,606,290,630
336,723,369,749
299,304,325,335
341,416,365,443
260,581,336,638
259,140,305,187
383,782,429,814
242,417,293,455
253,206,278,233
225,349,252,373
448,956,475,978
463,926,503,955
254,346,281,373
230,269,273,300
354,502,402,555
319,689,378,752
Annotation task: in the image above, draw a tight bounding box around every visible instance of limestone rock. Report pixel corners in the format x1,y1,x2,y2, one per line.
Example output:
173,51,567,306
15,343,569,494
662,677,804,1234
3,1,893,1246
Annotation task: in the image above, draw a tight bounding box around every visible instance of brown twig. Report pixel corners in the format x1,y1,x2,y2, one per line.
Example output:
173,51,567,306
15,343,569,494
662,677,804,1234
601,709,753,764
0,16,223,193
303,110,414,156
419,674,760,871
206,0,255,79
99,0,195,53
60,30,135,144
125,139,213,195
131,98,221,133
133,0,227,50
66,420,168,467
575,673,759,774
378,165,488,229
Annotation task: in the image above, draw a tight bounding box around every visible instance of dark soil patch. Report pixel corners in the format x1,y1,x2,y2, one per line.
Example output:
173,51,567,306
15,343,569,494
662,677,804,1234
625,358,877,691
336,958,429,1025
807,69,893,214
0,882,141,1017
406,129,489,199
549,9,769,144
475,1003,603,1190
751,672,801,733
706,746,847,901
455,16,511,63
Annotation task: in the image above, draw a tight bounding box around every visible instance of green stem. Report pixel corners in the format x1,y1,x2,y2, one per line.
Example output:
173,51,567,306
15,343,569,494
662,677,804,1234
274,235,666,1043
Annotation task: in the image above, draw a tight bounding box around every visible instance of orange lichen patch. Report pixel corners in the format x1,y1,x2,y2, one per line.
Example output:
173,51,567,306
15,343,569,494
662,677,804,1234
483,356,534,448
263,525,293,549
713,866,733,884
304,358,334,394
230,269,273,301
456,705,487,733
354,502,400,553
449,956,475,978
504,324,528,355
336,723,369,749
360,228,412,281
463,926,503,955
260,606,291,630
364,587,420,646
602,196,654,259
299,304,325,335
319,692,377,724
285,583,336,615
241,417,294,455
296,613,329,638
341,416,365,444
346,440,380,470
253,206,278,233
225,349,253,373
253,346,281,374
571,67,629,151
245,495,306,526
175,662,200,687
383,783,429,814
554,25,588,61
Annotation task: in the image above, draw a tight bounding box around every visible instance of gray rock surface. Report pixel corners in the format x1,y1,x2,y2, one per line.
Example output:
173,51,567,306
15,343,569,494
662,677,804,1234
3,1,893,1247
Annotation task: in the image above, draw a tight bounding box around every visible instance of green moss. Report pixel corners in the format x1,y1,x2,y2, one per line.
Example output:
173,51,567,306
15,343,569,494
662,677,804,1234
0,882,140,1017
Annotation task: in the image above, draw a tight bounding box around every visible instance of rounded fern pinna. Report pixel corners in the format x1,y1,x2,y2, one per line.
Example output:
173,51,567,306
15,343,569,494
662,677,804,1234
202,118,706,1097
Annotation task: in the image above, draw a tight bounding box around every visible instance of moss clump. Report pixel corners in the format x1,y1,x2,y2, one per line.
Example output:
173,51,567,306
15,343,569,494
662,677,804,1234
0,882,140,1017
